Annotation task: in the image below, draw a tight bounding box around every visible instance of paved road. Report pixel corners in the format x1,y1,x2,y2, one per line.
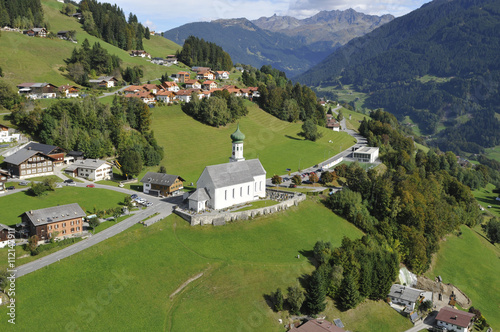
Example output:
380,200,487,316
403,312,437,332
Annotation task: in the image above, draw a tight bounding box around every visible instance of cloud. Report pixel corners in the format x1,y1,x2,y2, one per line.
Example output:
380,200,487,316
286,0,427,18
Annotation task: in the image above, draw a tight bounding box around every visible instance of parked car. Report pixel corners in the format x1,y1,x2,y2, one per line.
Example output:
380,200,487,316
146,202,153,207
130,194,138,199
64,179,74,184
19,181,30,186
6,186,15,190
66,182,76,186
86,184,95,188
289,184,297,188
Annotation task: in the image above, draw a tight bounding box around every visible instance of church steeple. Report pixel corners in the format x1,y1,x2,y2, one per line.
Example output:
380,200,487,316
229,124,245,162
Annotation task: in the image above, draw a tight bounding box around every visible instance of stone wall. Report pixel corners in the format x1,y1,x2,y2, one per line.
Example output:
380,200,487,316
174,189,306,226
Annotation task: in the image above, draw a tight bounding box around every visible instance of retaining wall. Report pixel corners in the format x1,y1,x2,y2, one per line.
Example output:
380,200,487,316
175,189,306,226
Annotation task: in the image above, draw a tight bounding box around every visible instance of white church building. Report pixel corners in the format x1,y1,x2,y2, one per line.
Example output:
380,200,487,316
188,125,267,212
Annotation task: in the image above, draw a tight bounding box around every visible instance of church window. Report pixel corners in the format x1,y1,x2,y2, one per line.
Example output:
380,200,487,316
232,188,235,198
240,187,242,197
260,181,262,191
248,186,250,195
225,190,227,200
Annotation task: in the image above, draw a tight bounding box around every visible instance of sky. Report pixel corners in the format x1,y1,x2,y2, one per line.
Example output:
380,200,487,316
104,0,431,32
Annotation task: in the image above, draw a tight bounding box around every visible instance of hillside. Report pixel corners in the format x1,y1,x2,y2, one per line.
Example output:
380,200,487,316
162,9,392,77
0,0,182,88
296,0,500,155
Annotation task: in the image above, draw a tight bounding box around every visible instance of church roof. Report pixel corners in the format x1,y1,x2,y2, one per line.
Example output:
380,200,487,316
188,188,210,202
230,124,245,143
203,159,266,189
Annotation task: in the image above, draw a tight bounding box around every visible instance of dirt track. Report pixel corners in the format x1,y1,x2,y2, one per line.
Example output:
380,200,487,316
416,276,471,309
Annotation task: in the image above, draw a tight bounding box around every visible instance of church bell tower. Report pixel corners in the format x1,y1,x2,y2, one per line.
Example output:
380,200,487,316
229,124,245,162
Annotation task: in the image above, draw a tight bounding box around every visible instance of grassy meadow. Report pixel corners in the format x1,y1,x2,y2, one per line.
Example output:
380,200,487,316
150,101,356,183
0,0,182,88
0,186,127,227
425,225,500,329
473,183,500,218
0,198,404,331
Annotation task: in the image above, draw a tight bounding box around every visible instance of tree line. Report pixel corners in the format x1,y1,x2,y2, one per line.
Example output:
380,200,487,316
182,90,248,127
10,95,163,176
79,0,149,51
0,0,45,29
176,35,233,71
245,65,325,126
271,237,398,315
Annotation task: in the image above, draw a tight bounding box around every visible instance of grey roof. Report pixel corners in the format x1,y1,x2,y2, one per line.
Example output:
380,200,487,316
71,159,111,170
188,188,210,202
23,203,86,227
4,149,41,165
0,223,14,231
202,159,266,189
24,142,59,155
140,172,185,186
388,284,423,303
89,76,117,83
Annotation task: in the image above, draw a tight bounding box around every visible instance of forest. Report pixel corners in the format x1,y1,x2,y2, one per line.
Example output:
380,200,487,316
176,36,233,71
272,109,500,315
65,38,121,86
9,96,163,170
182,90,248,127
244,65,326,126
79,0,148,51
0,0,45,28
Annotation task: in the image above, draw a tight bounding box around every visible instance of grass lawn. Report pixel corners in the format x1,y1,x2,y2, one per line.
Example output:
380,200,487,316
0,238,83,270
0,199,374,331
343,108,370,131
485,145,500,163
0,186,127,227
323,299,412,331
415,142,430,153
93,215,131,234
26,174,63,182
425,225,500,329
473,183,500,218
150,101,356,183
232,199,280,212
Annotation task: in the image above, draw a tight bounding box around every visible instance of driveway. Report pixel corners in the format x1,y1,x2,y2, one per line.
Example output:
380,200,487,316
403,312,437,332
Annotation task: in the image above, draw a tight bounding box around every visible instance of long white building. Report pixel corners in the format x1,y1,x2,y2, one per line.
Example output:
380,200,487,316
188,125,266,212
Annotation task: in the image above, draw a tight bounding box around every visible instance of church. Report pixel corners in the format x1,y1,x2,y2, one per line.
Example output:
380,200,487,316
188,125,267,212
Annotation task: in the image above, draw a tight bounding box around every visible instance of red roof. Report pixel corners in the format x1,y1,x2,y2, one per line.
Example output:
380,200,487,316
143,84,159,91
295,320,345,332
436,307,475,328
156,90,174,97
124,85,144,92
162,81,178,88
185,79,200,85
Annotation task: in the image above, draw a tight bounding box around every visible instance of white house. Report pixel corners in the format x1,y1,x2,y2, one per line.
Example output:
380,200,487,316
156,90,175,103
0,124,21,143
388,284,424,312
215,71,230,80
65,159,113,181
189,125,266,212
161,81,180,92
352,147,379,163
435,307,475,332
17,83,58,99
89,76,118,88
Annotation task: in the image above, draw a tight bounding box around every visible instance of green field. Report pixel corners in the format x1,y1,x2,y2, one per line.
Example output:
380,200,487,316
150,101,356,183
0,186,127,227
343,108,370,131
473,183,500,218
485,145,500,163
425,225,500,329
0,198,381,331
0,0,182,88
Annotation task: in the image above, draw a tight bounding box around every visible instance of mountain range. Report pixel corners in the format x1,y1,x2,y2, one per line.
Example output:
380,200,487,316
162,9,393,77
296,0,500,155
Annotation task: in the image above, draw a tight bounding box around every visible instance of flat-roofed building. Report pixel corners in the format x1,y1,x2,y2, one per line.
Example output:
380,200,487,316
352,147,379,163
